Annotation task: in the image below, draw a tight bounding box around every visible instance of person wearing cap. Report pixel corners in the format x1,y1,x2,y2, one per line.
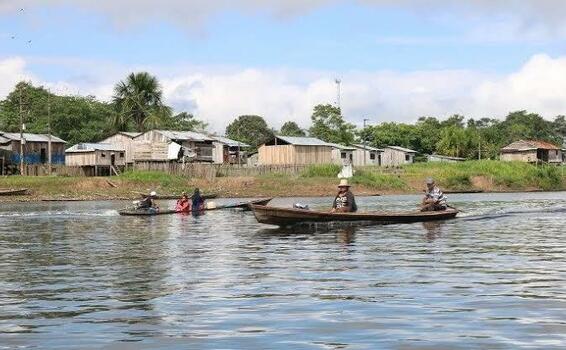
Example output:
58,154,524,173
331,179,358,213
421,178,447,212
139,191,159,212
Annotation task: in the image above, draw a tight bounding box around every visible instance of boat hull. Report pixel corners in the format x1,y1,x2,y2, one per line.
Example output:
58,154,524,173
0,188,28,196
119,198,272,216
250,205,458,227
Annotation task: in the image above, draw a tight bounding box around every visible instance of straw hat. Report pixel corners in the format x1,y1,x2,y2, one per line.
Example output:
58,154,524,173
425,177,435,185
150,191,157,197
338,179,350,187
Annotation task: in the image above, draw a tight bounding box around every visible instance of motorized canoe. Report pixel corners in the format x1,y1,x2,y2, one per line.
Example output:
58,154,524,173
119,198,272,216
135,192,218,200
250,205,459,227
0,188,28,196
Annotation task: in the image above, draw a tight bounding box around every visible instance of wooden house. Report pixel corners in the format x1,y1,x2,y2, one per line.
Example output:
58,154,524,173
0,132,66,168
500,140,562,164
99,132,141,166
382,146,417,166
258,136,333,165
133,130,215,163
352,144,384,166
327,143,357,166
427,154,466,163
65,143,126,176
211,136,251,165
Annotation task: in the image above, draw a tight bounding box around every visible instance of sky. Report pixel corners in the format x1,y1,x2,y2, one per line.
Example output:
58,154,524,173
1,0,566,132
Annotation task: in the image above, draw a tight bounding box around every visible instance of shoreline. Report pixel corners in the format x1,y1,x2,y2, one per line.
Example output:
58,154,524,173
1,188,565,203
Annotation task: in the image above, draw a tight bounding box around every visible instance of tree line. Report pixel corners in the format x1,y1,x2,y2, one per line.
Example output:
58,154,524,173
1,72,564,159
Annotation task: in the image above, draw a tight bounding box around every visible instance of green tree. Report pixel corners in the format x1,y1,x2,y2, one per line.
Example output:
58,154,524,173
415,117,442,155
308,104,355,144
164,112,208,132
0,81,114,145
226,115,274,149
279,121,306,137
112,72,171,131
367,122,418,150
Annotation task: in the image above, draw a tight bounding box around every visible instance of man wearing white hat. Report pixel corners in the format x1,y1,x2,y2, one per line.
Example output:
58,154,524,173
331,179,358,213
138,191,159,213
421,178,447,212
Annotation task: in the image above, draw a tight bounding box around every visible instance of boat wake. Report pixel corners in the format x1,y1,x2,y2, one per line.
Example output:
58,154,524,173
0,210,119,218
458,205,566,222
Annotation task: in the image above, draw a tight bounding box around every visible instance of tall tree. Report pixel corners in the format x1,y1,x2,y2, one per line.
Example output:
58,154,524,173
112,72,171,132
0,81,114,145
226,115,274,149
165,112,208,132
279,121,306,137
308,104,355,145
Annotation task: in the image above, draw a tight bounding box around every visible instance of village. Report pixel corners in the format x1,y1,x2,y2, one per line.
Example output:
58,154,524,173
1,128,565,178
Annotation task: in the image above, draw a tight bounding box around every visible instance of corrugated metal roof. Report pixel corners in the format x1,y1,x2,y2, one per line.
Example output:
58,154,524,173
275,136,331,146
119,132,142,138
326,142,357,150
0,132,66,143
352,144,384,152
153,130,214,142
386,145,417,153
66,143,125,153
211,136,251,147
0,135,10,144
501,140,561,152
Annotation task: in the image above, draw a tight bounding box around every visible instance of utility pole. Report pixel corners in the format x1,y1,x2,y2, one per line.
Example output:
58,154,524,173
363,118,370,166
19,86,25,176
335,78,341,111
47,90,52,174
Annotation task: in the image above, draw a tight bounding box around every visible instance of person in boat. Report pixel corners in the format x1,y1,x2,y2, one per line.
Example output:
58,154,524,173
191,188,205,211
331,179,358,213
139,191,159,213
175,192,191,212
421,178,448,212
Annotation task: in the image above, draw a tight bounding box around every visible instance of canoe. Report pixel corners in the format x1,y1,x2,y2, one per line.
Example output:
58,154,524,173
250,205,459,227
0,188,28,196
119,198,272,216
135,192,218,200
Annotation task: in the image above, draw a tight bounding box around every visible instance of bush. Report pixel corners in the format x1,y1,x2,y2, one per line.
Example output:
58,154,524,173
351,169,407,190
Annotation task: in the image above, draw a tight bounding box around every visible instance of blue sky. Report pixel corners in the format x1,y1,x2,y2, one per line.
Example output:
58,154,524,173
1,0,566,130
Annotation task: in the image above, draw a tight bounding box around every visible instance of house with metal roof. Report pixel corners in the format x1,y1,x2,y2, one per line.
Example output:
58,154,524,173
99,132,143,166
326,142,357,166
382,146,417,166
351,144,384,166
210,136,251,165
500,140,562,164
0,132,66,170
133,130,216,163
258,136,333,165
65,143,126,176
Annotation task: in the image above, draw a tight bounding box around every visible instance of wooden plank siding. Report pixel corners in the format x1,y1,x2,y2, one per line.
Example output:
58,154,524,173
258,145,332,165
100,133,138,164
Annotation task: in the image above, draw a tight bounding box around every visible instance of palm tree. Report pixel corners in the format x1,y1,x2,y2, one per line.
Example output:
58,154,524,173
112,72,171,131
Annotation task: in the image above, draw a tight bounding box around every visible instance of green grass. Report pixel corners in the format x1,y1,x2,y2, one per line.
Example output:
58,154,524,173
351,169,407,190
403,160,565,191
300,164,342,178
118,170,187,188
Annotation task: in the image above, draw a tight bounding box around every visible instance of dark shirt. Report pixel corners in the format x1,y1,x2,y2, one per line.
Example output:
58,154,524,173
139,196,154,209
333,191,357,212
192,194,204,209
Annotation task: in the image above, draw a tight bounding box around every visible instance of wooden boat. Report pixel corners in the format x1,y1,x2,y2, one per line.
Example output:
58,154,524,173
119,198,272,216
0,188,28,196
250,205,459,227
135,192,218,200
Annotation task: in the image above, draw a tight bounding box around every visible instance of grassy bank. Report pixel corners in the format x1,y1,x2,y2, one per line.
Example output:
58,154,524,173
0,161,564,201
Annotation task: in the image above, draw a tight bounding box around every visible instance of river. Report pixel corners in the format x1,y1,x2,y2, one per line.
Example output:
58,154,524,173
1,192,566,349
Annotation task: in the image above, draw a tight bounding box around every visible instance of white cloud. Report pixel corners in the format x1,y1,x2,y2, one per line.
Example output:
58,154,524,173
0,57,34,97
3,54,566,132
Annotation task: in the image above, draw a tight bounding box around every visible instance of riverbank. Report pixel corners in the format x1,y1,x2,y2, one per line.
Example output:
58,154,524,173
0,160,564,201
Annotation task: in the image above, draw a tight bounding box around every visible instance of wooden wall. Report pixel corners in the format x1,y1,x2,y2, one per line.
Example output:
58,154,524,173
100,133,137,164
133,141,170,161
500,151,538,162
8,141,66,164
66,150,126,167
382,148,414,166
352,149,381,166
258,145,332,165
